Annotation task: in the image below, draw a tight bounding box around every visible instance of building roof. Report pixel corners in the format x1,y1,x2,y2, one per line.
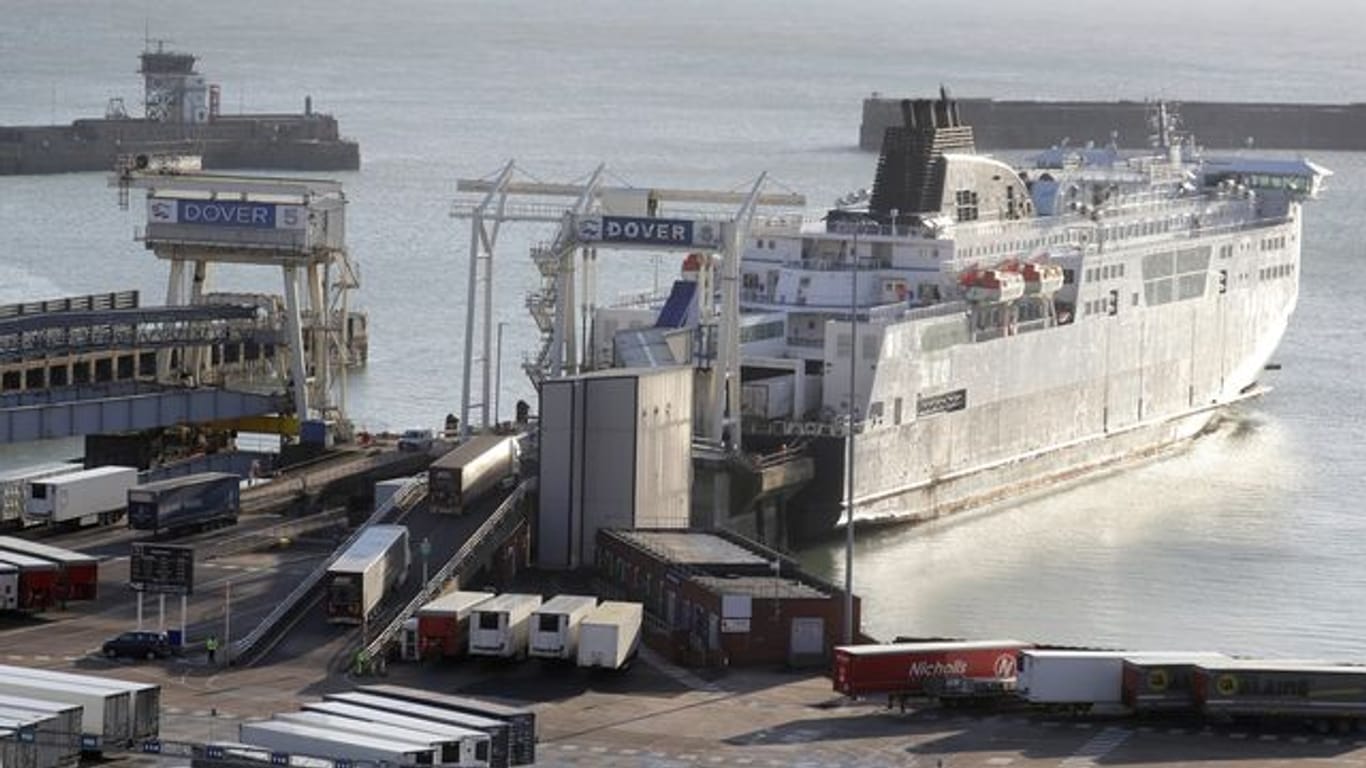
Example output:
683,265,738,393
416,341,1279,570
609,530,771,568
691,575,829,600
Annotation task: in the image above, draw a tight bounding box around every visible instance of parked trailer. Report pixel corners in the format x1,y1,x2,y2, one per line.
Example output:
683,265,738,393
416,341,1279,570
0,694,82,768
428,435,518,514
1019,650,1232,710
529,595,597,661
0,537,99,601
468,593,541,659
238,720,436,766
833,640,1033,701
0,553,58,612
1195,660,1366,725
0,665,158,742
127,472,240,533
416,590,495,659
0,720,40,768
1121,653,1233,714
272,711,487,767
322,692,512,768
0,463,81,528
325,524,410,625
0,705,76,768
25,466,137,526
0,673,131,749
358,685,537,766
576,601,641,671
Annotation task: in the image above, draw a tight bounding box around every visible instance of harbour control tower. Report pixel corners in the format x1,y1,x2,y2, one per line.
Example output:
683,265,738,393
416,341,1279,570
139,42,215,124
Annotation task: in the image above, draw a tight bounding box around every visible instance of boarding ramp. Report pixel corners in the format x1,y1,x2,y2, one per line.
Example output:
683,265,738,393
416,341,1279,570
654,279,697,328
227,477,428,665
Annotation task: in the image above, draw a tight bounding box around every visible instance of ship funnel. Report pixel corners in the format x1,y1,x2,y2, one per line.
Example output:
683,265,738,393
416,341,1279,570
868,87,976,222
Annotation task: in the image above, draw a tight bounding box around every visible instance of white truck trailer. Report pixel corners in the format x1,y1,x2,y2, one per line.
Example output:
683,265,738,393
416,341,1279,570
1018,649,1220,709
0,694,82,768
0,672,131,750
24,466,137,526
272,711,485,766
237,719,436,766
576,601,643,671
321,692,512,768
468,593,542,659
325,524,410,625
291,705,491,766
528,595,597,661
0,463,80,528
0,664,159,741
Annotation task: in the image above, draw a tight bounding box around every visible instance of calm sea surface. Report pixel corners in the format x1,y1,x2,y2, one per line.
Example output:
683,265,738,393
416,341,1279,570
2,0,1364,658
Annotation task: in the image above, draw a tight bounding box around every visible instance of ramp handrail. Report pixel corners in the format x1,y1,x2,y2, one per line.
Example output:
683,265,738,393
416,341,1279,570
358,478,534,665
227,475,428,664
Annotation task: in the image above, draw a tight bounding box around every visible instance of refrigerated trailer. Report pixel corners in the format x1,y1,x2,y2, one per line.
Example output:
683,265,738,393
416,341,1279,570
325,524,410,625
127,472,240,533
428,435,518,514
0,673,131,750
0,537,99,601
358,685,536,766
575,601,641,671
1019,650,1229,709
237,720,436,766
0,463,81,528
0,665,158,742
280,709,489,766
529,595,597,661
25,466,137,527
832,640,1033,701
416,590,495,659
0,553,58,612
468,593,541,659
321,692,512,768
0,694,82,768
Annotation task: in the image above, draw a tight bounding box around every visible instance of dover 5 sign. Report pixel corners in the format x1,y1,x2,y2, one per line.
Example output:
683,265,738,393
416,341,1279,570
149,199,307,230
575,215,723,249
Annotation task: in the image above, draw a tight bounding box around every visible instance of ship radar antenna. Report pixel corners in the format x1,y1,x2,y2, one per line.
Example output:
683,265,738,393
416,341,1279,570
1147,99,1185,150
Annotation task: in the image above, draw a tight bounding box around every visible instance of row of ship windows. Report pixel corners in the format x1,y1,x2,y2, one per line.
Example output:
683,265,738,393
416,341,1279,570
1260,263,1295,281
1260,235,1288,251
961,232,1079,259
1082,292,1122,317
1084,264,1127,283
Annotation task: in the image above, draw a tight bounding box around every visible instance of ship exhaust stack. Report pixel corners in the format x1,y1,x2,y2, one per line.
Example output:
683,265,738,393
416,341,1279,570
869,87,976,223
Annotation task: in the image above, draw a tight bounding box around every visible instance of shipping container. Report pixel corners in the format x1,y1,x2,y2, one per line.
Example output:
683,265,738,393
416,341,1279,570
0,564,15,611
1121,653,1232,714
272,711,486,766
237,719,435,766
428,435,518,514
1194,660,1366,722
0,553,59,612
325,524,410,625
468,593,542,659
25,466,137,527
127,472,240,533
0,464,81,528
322,692,511,768
358,685,536,766
416,590,495,659
0,673,131,749
0,665,158,741
576,601,642,671
529,595,597,661
0,694,82,767
0,537,99,601
832,640,1032,699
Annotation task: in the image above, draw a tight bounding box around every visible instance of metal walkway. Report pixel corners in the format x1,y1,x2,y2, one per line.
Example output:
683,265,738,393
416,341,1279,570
0,302,278,363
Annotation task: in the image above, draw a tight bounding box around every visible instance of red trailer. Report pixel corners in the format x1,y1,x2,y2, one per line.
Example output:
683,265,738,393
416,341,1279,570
833,640,1033,702
0,552,59,611
417,590,494,658
0,536,99,601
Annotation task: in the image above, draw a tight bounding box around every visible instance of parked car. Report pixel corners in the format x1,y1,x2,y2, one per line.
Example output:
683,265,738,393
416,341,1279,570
102,631,171,660
397,429,434,452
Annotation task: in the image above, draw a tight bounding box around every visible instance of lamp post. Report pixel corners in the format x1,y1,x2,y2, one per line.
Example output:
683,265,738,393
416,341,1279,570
494,322,506,426
843,214,874,645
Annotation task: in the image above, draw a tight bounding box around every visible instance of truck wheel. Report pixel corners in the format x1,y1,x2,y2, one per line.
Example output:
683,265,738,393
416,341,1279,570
105,648,118,659
146,650,157,661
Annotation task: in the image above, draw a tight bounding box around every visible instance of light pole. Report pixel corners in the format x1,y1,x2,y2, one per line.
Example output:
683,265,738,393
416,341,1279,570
844,214,874,645
494,322,506,426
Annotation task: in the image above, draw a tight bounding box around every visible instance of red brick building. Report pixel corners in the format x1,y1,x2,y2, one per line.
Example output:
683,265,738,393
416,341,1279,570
596,529,860,668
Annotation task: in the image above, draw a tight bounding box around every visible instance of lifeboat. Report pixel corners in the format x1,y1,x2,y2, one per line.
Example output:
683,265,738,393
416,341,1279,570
1021,262,1065,295
961,269,1025,303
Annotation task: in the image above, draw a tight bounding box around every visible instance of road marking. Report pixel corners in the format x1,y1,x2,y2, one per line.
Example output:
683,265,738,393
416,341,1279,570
589,746,606,753
987,758,1015,766
1058,727,1131,768
1258,734,1278,742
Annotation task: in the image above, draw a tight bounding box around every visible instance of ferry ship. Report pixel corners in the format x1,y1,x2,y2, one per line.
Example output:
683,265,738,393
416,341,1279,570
647,91,1329,540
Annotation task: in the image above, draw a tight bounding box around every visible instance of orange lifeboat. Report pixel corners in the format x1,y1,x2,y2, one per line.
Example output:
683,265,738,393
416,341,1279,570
1021,262,1064,295
961,269,1025,303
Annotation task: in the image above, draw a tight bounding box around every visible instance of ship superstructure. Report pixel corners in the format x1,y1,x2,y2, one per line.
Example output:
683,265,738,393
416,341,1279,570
603,91,1329,540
